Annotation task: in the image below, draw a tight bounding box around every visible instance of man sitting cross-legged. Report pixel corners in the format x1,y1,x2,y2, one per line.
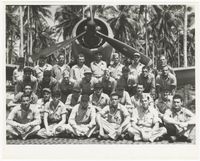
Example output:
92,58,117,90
163,94,195,143
127,94,167,142
6,95,41,140
37,90,68,138
96,92,130,140
64,95,96,138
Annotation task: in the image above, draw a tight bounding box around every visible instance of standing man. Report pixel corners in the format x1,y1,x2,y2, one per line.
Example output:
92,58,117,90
52,53,70,81
6,95,41,140
15,66,38,95
108,53,124,80
90,52,107,80
163,94,195,142
64,95,96,138
13,57,24,85
70,54,90,83
34,56,52,80
128,94,167,142
96,92,130,140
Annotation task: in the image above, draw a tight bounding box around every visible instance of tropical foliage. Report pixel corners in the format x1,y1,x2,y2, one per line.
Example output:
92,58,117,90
6,5,195,67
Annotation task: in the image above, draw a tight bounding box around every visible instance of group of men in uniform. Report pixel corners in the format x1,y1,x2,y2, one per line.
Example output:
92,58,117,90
6,52,195,143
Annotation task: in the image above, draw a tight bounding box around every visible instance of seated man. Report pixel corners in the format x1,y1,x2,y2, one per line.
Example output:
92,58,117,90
6,95,41,140
64,95,96,138
99,69,117,96
96,92,130,140
65,87,82,112
163,94,195,143
128,94,167,142
89,83,110,112
8,84,38,109
36,88,52,121
37,90,68,138
37,70,58,98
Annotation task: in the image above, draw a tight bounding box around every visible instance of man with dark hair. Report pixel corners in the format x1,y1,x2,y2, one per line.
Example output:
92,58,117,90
37,70,58,98
34,56,52,80
163,94,195,143
70,54,90,83
156,65,177,96
15,66,38,94
52,53,70,81
6,95,41,140
138,66,155,99
128,94,167,142
37,90,68,138
99,68,117,96
90,52,107,80
64,94,96,138
89,83,110,112
96,92,130,140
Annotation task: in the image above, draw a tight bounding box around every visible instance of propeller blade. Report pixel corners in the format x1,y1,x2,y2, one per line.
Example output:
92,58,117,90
32,31,86,61
96,31,152,66
90,5,94,23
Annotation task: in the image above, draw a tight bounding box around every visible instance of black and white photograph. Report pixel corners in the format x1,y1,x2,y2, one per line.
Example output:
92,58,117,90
2,1,199,160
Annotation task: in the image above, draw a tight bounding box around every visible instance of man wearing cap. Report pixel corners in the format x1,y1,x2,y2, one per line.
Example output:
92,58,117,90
138,66,156,99
37,90,68,138
79,68,98,95
64,95,96,138
127,94,167,142
70,54,90,82
163,94,195,143
34,56,52,80
58,71,75,103
8,84,38,108
6,94,41,140
99,69,117,96
90,52,107,80
89,83,110,112
52,53,70,81
65,87,82,112
15,66,38,95
96,92,130,140
108,53,124,80
36,88,52,122
156,65,177,96
129,52,145,79
12,57,24,85
37,70,58,98
117,66,138,96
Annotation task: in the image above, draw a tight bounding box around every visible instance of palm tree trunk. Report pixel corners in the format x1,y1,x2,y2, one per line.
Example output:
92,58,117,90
20,6,24,58
177,31,180,67
184,5,188,67
145,5,148,56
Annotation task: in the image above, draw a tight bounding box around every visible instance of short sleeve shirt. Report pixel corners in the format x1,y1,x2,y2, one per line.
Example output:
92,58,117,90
44,100,67,124
89,93,110,109
138,73,155,93
90,61,107,78
34,64,52,80
108,63,124,80
52,64,70,81
7,104,40,124
100,76,117,95
70,64,90,82
100,104,129,125
80,77,98,95
129,62,145,77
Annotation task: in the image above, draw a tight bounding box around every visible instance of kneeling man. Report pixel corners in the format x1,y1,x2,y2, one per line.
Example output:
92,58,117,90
96,92,130,140
6,95,41,140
